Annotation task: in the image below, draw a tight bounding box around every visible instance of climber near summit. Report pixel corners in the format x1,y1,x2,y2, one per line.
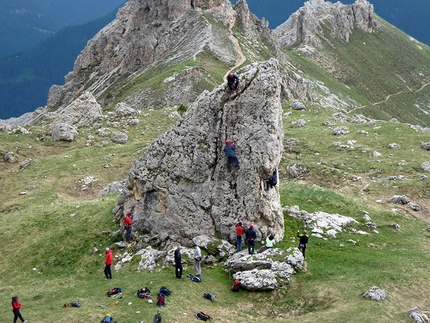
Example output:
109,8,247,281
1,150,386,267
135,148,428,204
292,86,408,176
224,139,240,170
227,72,240,92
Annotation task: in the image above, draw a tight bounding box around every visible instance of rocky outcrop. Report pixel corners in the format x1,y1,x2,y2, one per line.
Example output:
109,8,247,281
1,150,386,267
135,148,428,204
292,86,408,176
274,0,376,48
52,92,103,128
225,248,305,290
113,59,284,247
44,0,246,113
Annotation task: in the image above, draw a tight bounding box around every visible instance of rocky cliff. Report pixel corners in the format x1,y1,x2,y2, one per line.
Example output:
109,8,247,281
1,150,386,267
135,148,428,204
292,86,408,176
45,0,272,114
113,59,285,247
274,0,376,48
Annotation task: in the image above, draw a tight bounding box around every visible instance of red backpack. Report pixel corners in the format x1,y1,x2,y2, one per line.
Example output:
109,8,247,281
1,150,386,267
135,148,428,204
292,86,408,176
156,293,165,307
231,280,240,292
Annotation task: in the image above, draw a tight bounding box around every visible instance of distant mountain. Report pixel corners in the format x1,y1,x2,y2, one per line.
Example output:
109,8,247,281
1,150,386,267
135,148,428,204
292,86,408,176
14,0,428,129
0,0,126,59
235,0,430,46
0,10,119,119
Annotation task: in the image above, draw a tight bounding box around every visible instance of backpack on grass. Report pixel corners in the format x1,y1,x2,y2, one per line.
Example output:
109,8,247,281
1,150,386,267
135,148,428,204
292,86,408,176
187,274,202,283
203,292,216,302
137,287,151,299
107,288,122,296
196,311,212,321
159,286,171,296
231,279,240,292
70,301,82,307
156,293,165,307
101,314,113,323
153,311,162,323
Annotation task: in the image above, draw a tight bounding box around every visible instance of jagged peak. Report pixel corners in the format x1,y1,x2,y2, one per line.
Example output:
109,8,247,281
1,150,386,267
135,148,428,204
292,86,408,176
274,0,376,49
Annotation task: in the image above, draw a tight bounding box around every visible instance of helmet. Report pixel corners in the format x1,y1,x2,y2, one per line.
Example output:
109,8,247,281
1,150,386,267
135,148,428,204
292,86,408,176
250,223,254,228
229,72,234,77
106,314,111,317
225,139,231,144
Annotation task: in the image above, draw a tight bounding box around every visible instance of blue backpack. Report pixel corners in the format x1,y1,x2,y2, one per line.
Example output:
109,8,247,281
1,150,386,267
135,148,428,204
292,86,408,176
102,316,112,323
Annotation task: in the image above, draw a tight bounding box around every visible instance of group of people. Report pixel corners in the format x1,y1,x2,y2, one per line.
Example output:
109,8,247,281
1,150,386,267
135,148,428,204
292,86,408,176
235,222,257,254
235,221,309,258
174,243,202,280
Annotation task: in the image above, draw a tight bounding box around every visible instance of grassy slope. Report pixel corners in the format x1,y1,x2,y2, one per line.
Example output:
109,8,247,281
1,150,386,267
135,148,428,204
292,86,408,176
1,101,430,322
283,15,430,127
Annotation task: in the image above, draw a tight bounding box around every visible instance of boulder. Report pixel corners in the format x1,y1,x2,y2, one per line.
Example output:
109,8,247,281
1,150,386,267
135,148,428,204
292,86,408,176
113,60,285,247
363,286,386,301
4,151,18,163
53,92,103,128
51,123,78,142
111,132,128,144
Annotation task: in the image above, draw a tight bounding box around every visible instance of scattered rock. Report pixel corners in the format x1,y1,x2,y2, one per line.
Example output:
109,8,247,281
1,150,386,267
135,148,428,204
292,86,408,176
290,100,306,110
333,126,349,135
363,286,386,301
388,195,410,204
19,158,33,170
4,151,18,163
111,132,128,144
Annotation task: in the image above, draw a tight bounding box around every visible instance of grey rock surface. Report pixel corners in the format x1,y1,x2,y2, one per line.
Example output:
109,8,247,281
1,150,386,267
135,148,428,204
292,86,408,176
113,59,285,247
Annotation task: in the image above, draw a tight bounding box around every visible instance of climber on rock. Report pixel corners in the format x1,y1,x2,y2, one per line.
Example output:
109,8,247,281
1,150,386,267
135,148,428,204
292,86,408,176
224,139,240,170
227,72,240,92
264,169,278,190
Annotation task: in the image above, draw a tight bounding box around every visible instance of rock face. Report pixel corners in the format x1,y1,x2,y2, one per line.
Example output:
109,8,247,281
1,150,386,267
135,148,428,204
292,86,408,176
44,0,249,113
113,59,285,247
274,0,376,48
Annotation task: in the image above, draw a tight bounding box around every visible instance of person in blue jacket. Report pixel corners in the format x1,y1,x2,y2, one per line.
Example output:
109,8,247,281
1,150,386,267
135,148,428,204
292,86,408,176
224,139,239,170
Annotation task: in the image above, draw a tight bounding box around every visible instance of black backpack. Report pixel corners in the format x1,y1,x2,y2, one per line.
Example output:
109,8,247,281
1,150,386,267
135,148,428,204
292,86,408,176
196,312,211,321
159,286,171,296
70,301,82,307
137,287,151,299
153,311,162,323
203,292,216,302
187,274,202,282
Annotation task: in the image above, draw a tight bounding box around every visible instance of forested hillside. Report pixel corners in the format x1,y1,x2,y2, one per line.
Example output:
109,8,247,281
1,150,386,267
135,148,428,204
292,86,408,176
0,0,125,58
0,10,118,119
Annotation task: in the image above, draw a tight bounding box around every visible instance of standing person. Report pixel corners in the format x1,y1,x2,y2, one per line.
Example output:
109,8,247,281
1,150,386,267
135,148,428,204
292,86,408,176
104,247,113,280
224,139,239,170
174,245,183,279
235,222,245,251
245,223,257,255
193,243,202,278
264,169,278,190
124,211,133,242
297,230,309,259
11,295,28,323
227,72,240,91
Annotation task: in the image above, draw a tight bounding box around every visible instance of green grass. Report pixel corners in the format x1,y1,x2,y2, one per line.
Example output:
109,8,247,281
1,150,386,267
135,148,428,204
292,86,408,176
282,15,430,127
2,104,430,322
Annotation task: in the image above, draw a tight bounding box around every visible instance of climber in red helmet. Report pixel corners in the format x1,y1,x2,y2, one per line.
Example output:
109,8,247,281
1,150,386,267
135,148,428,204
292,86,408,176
227,72,240,92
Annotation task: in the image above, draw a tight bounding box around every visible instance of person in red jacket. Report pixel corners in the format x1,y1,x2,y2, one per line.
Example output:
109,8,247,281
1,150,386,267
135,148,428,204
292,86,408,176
105,247,113,280
12,295,28,323
124,211,133,242
235,222,245,251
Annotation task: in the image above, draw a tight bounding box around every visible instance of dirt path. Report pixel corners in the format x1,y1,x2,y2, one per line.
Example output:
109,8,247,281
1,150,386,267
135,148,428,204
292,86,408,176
223,24,246,82
371,80,430,106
